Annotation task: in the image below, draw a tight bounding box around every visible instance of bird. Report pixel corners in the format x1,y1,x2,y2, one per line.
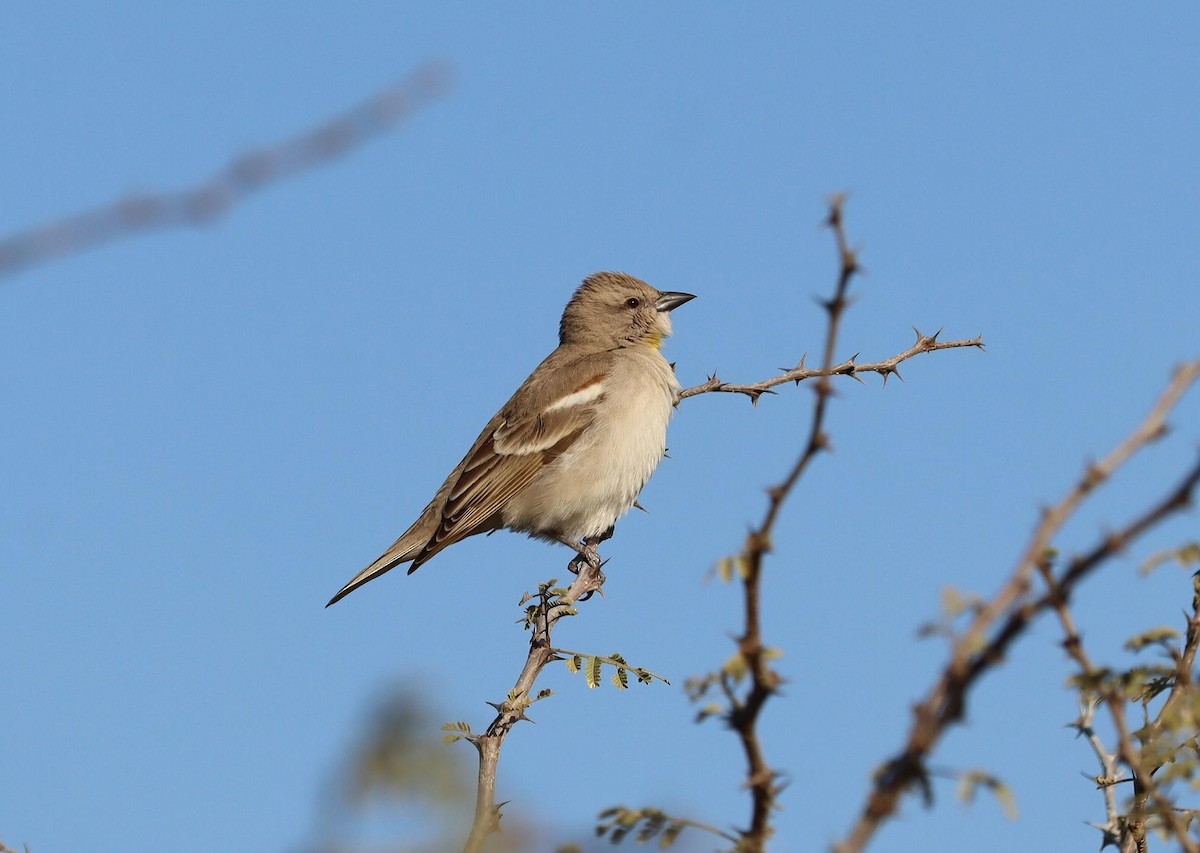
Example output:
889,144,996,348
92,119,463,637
326,272,695,606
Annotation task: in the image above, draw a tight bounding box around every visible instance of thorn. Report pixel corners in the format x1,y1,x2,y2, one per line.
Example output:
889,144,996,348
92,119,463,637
1081,460,1106,492
633,500,648,513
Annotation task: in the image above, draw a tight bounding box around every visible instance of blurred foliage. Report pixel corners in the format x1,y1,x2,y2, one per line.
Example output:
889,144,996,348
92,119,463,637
347,690,471,807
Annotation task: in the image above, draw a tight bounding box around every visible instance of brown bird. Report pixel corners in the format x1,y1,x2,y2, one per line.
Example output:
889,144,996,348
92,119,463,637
327,272,694,606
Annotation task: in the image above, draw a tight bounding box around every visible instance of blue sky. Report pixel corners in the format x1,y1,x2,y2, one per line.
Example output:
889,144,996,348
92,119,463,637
3,4,1199,852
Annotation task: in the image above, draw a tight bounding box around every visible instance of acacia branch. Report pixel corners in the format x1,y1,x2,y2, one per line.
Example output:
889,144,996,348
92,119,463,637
461,561,606,853
0,60,454,281
835,358,1200,853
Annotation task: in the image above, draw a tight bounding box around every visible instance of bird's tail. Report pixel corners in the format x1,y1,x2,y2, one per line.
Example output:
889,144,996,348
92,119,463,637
326,514,434,606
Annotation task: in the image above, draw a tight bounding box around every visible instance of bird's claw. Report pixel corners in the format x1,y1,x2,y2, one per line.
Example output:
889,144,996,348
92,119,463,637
567,545,602,576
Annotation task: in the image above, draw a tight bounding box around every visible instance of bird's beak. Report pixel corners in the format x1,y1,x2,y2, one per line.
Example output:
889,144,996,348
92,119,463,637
655,291,696,312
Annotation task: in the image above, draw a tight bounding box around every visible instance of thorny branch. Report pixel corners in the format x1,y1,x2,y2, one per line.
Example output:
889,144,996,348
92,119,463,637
0,60,454,280
835,358,1200,853
714,196,865,851
1073,697,1125,848
461,561,606,853
682,196,983,852
678,330,984,404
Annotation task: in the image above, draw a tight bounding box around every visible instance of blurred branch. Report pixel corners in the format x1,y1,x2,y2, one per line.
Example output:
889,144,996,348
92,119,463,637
1071,697,1125,849
835,357,1200,853
0,60,454,280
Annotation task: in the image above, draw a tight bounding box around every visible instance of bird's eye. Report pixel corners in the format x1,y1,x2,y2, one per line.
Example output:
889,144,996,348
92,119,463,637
625,297,640,309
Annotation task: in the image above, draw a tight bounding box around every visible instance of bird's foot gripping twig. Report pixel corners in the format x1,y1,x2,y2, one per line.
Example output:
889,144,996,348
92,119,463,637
558,533,604,575
567,543,602,575
558,535,607,599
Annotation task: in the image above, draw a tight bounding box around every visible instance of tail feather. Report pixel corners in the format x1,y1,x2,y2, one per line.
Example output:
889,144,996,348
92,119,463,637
326,517,434,606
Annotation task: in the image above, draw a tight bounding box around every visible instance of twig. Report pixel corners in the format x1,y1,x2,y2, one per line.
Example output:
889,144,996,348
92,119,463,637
1073,696,1126,847
461,561,606,853
835,358,1200,853
0,60,454,280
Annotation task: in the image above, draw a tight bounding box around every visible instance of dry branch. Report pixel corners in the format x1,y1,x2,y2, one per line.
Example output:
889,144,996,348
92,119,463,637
0,61,453,280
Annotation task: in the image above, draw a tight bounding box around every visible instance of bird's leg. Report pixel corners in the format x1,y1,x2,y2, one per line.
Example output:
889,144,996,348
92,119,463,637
554,533,605,575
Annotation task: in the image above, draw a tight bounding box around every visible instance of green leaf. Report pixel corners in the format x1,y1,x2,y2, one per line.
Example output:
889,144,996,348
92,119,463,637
723,651,747,683
957,769,1018,820
1141,542,1200,575
440,720,472,744
587,656,602,689
1125,626,1181,653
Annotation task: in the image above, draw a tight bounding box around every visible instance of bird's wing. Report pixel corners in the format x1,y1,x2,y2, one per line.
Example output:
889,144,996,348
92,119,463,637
410,355,611,568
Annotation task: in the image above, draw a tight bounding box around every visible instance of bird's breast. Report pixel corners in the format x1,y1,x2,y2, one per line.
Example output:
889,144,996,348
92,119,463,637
502,348,680,540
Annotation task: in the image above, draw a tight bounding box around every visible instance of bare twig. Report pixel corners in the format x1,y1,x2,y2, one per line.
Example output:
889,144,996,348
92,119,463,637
461,562,606,853
835,358,1200,853
0,60,454,280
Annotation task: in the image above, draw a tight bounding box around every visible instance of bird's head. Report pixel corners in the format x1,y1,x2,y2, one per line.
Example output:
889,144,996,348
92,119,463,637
559,271,695,350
